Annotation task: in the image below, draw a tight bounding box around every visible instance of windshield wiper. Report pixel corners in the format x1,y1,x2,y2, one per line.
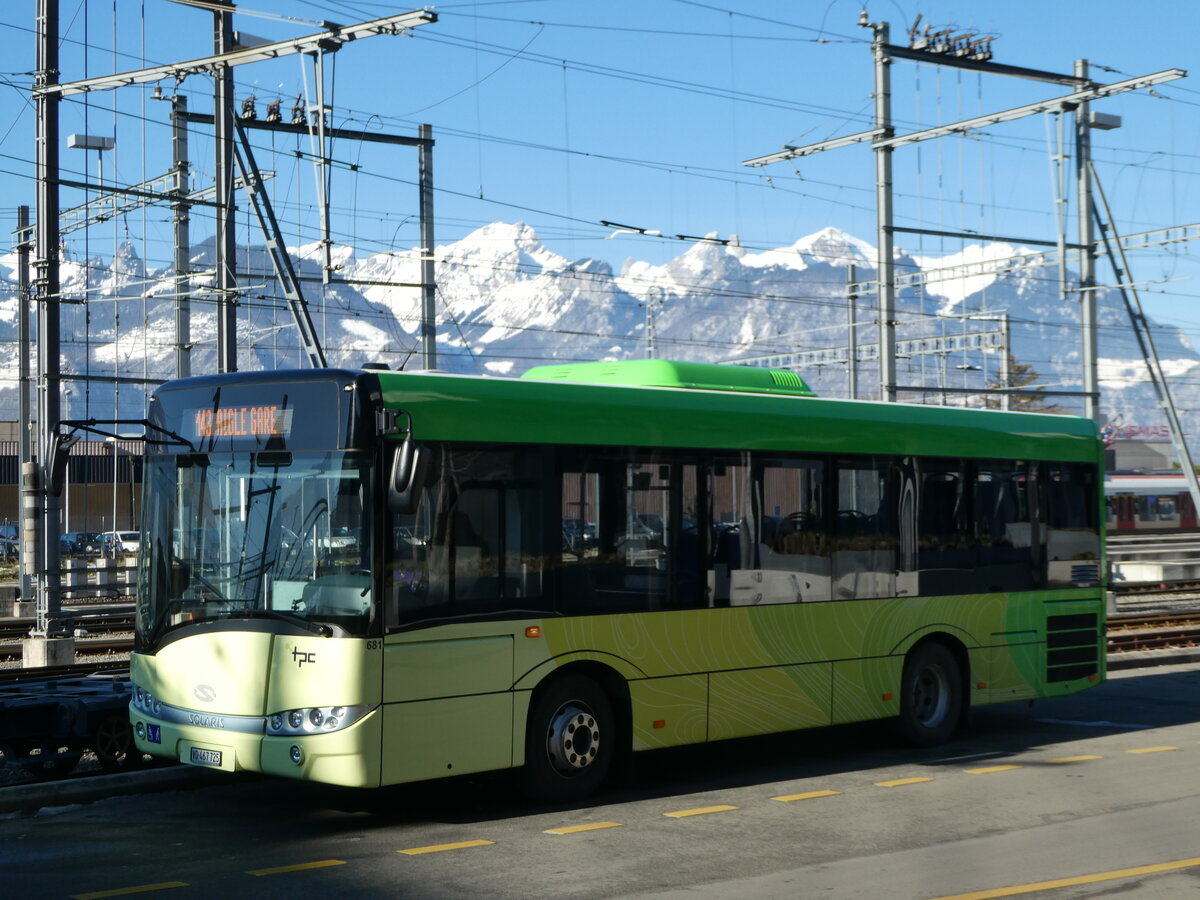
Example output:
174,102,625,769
225,608,336,637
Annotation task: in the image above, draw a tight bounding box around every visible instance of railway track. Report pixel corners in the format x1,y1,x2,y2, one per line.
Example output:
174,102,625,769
0,610,135,643
0,609,135,665
1107,611,1200,653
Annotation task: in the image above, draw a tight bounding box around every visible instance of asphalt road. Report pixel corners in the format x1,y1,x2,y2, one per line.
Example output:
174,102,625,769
3,662,1200,900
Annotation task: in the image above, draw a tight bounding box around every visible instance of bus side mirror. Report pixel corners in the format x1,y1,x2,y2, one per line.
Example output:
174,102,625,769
388,439,428,514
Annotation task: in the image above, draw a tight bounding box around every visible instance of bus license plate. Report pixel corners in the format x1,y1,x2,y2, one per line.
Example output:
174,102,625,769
190,747,222,767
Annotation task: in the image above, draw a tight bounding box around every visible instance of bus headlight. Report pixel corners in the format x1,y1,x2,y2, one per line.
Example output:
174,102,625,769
132,686,162,717
266,704,371,736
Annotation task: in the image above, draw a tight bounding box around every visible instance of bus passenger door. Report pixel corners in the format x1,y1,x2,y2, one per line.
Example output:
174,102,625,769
377,445,550,786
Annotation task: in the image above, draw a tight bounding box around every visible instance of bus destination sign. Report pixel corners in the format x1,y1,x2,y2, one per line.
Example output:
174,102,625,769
190,405,294,441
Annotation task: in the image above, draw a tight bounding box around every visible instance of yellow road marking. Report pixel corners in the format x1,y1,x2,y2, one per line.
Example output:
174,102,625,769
964,765,1022,775
875,776,934,787
1047,755,1102,763
247,860,347,876
398,839,495,856
71,884,188,899
544,822,624,835
1127,746,1179,754
772,789,842,802
929,855,1200,899
663,804,738,818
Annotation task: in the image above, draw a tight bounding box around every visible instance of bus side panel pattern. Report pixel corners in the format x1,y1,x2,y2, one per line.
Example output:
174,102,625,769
629,674,709,750
708,663,832,741
830,656,903,725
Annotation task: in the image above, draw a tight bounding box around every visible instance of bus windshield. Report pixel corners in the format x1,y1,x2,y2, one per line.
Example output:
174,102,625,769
137,449,373,647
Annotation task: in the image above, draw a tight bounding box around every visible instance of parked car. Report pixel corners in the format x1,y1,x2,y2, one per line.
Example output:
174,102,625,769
99,530,141,556
61,531,102,557
0,524,18,562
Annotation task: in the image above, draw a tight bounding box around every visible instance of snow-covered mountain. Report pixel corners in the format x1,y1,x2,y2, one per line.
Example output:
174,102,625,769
0,221,1194,439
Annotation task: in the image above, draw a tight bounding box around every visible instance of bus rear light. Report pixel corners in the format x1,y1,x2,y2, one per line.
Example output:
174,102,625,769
881,693,893,702
653,720,666,729
977,682,988,689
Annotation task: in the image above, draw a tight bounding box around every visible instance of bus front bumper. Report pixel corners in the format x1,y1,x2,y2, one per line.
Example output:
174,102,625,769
129,706,383,787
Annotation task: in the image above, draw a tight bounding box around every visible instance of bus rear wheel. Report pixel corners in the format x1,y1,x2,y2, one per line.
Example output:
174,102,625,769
521,674,613,803
899,642,963,746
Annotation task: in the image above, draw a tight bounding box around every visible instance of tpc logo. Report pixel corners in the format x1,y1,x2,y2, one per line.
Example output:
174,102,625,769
292,647,316,668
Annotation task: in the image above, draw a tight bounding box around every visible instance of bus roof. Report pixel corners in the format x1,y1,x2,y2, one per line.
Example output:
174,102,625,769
375,363,1101,463
521,359,815,397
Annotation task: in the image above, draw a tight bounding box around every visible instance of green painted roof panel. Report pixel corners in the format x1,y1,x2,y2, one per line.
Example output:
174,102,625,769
521,359,816,397
377,367,1101,464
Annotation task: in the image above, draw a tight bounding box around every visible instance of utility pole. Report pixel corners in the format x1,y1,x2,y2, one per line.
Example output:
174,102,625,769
1000,314,1012,411
868,17,897,403
847,264,859,400
310,49,334,284
16,206,33,610
1075,59,1100,423
419,123,437,370
30,0,71,663
213,1,238,373
170,94,192,379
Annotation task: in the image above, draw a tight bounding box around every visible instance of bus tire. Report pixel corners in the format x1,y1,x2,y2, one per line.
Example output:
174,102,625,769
520,674,614,803
898,642,962,747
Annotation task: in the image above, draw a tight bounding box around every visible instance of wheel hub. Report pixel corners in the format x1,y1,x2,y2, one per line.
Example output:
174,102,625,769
914,665,950,726
546,701,600,775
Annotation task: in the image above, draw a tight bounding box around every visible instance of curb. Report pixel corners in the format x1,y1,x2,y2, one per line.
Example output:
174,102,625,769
0,765,242,815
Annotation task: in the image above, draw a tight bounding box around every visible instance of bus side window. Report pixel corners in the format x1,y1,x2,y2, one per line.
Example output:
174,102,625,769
727,456,829,605
974,461,1036,593
1045,463,1101,588
559,451,703,614
914,460,971,596
833,458,898,600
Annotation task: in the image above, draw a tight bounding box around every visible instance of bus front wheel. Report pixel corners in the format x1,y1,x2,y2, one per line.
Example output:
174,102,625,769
899,642,962,746
521,674,614,803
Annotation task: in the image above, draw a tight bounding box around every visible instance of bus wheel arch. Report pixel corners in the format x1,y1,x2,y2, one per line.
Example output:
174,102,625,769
898,636,968,747
519,663,629,802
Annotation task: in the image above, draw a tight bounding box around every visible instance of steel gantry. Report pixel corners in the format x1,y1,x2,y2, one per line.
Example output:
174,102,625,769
743,16,1184,411
25,1,437,662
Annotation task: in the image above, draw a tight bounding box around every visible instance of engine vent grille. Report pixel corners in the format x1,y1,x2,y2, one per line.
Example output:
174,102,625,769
1046,612,1100,683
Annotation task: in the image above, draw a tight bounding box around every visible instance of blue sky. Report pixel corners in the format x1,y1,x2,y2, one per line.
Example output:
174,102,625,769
0,1,1196,332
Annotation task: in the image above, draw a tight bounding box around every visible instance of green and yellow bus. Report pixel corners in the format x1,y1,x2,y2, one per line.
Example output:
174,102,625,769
129,360,1106,801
